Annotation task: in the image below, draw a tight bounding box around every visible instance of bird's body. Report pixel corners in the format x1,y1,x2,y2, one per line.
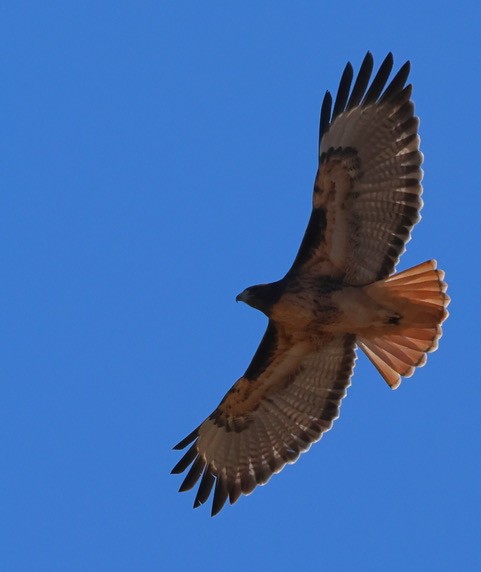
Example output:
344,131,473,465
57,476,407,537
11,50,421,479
172,53,449,516
240,277,391,334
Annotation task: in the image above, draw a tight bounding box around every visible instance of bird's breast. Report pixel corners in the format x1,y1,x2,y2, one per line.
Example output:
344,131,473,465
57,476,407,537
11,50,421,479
270,282,392,336
270,290,339,332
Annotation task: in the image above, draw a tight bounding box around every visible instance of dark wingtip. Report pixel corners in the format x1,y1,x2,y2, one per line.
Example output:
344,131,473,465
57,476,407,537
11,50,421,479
171,442,198,474
364,51,374,68
318,90,333,148
362,52,394,105
173,427,199,450
211,475,229,516
210,505,222,517
380,59,411,102
346,51,374,111
178,457,205,493
193,468,215,509
332,61,353,120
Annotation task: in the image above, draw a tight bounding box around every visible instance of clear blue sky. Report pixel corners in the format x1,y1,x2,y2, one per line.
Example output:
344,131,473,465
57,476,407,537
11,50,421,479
2,2,480,570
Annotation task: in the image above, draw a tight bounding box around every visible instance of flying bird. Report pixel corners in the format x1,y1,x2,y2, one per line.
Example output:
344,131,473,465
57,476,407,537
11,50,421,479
172,53,449,516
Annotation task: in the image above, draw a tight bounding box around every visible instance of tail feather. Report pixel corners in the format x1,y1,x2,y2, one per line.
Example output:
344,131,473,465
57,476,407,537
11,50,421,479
358,260,449,389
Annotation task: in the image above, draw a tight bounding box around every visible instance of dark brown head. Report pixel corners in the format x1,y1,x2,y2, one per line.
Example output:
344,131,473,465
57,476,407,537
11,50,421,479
236,281,284,316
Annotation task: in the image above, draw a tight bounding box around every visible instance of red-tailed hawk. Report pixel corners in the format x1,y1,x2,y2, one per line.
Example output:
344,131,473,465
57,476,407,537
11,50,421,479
172,53,449,516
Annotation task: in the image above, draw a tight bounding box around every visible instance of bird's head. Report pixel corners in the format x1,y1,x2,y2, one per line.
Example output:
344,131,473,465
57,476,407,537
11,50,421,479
236,281,283,315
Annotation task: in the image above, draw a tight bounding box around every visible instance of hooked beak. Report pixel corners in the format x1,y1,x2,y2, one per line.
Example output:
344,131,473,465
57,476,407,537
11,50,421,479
236,289,250,304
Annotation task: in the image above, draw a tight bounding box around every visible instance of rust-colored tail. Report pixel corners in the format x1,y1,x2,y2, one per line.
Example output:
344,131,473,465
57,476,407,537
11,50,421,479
357,260,449,389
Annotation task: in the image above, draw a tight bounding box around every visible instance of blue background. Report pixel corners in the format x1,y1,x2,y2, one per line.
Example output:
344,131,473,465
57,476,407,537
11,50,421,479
2,2,480,570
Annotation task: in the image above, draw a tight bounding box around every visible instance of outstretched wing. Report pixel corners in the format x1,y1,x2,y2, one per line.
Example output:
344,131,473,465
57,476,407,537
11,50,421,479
289,52,423,285
172,325,356,516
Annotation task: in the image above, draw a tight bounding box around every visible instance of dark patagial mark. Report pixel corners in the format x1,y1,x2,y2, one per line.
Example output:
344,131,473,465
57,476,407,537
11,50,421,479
244,322,278,381
289,207,327,271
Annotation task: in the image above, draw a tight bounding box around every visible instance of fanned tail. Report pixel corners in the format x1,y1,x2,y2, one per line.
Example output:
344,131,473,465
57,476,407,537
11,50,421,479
358,260,449,389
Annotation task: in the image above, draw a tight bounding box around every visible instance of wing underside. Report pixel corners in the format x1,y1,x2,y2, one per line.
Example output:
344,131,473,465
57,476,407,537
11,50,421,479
289,52,423,285
172,330,356,515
